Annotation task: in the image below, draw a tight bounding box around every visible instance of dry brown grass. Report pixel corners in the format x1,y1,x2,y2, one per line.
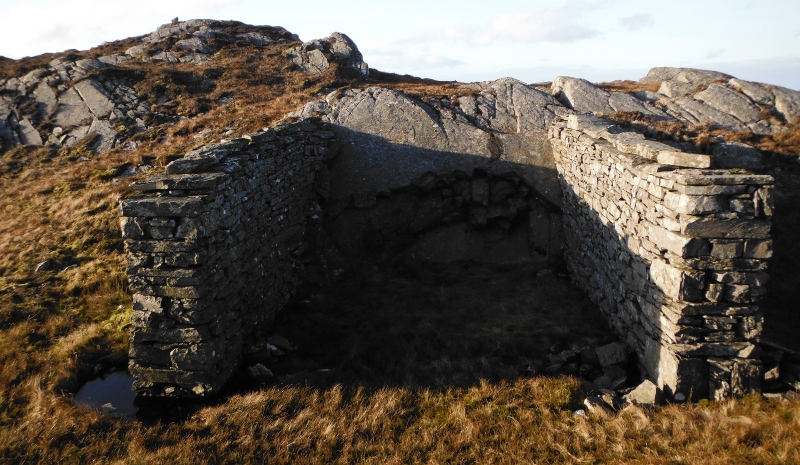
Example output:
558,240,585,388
608,111,800,158
596,80,661,94
0,376,798,464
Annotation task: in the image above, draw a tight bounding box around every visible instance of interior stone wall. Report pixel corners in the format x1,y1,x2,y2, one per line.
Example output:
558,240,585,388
120,119,332,397
551,114,773,399
120,112,775,400
323,168,562,265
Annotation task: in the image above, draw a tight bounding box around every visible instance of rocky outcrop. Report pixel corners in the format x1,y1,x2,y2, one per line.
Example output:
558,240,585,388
547,67,799,136
551,76,668,119
0,20,298,156
285,32,369,77
290,78,566,205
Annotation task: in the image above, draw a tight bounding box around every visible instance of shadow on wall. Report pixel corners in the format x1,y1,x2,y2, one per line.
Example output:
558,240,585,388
760,160,800,352
313,126,563,266
122,117,786,400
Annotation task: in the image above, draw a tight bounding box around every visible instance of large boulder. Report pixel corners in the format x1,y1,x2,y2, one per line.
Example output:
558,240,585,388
551,76,668,119
289,80,562,205
285,32,369,77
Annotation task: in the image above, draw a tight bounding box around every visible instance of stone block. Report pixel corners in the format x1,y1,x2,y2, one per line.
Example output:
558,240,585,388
132,326,211,344
649,258,704,302
657,151,712,168
710,241,743,259
731,359,762,397
129,343,173,367
170,340,225,371
121,196,210,218
724,284,751,304
132,294,164,313
130,173,229,192
120,216,146,239
663,192,723,214
648,224,709,258
595,342,628,367
681,218,770,239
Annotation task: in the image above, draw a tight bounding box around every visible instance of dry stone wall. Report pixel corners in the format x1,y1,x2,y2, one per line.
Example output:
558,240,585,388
551,114,773,400
120,119,332,397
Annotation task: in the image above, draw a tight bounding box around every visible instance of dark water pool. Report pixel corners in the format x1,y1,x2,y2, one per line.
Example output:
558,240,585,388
73,371,137,420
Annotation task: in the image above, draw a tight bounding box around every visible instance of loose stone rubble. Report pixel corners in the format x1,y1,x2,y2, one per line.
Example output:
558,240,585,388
120,119,332,397
551,114,773,400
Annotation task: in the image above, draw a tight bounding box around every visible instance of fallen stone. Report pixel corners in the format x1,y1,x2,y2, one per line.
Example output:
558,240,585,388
247,363,274,380
87,118,118,154
267,335,296,352
583,396,613,415
595,342,629,367
34,259,54,273
17,118,42,146
623,379,663,406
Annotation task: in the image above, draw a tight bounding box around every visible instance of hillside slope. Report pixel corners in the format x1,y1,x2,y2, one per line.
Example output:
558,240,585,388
0,19,799,464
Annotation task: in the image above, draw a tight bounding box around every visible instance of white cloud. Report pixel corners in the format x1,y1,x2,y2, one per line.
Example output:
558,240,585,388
401,1,602,47
370,49,463,72
706,49,725,59
619,13,655,32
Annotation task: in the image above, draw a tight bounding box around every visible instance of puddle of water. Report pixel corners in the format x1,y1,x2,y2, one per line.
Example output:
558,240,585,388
73,371,137,420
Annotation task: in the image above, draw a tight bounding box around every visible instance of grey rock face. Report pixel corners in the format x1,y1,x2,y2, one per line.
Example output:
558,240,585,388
0,19,299,156
52,88,93,127
286,32,369,77
461,77,567,133
694,84,762,124
289,80,562,206
175,37,210,54
667,97,748,130
551,76,667,119
772,85,800,123
639,67,733,87
551,76,613,114
728,79,775,107
74,79,116,118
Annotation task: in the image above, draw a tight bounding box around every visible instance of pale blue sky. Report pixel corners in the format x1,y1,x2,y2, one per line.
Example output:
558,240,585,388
1,0,798,89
